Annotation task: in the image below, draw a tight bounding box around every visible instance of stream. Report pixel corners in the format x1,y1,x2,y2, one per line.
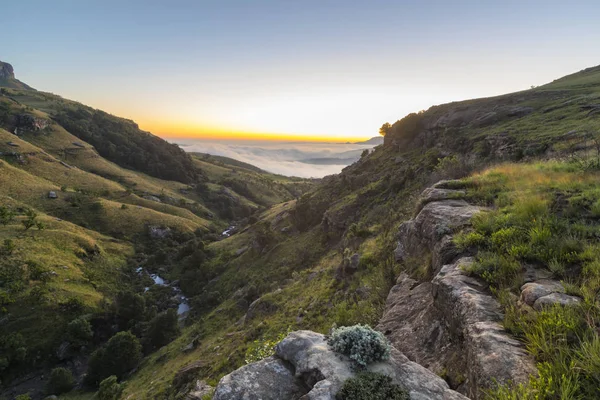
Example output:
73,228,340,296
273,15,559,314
137,268,190,318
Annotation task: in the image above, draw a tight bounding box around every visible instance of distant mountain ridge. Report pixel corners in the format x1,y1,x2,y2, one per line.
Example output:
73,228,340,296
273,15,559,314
353,136,383,145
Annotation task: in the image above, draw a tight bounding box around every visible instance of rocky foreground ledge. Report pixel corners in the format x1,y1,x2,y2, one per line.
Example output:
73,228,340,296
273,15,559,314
212,330,467,400
379,181,538,398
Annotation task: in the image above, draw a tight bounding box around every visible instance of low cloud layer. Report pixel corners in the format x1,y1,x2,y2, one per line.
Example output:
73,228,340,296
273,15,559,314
173,139,378,178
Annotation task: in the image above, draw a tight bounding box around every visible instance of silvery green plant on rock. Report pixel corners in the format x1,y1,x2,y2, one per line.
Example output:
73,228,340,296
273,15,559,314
327,324,391,368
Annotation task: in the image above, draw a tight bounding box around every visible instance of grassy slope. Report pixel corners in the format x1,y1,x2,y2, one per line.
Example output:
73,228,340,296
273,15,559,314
0,196,133,378
453,161,600,398
0,84,315,398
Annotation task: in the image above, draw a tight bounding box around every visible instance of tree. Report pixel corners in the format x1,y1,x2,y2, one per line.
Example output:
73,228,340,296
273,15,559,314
361,149,369,158
67,317,94,347
86,331,142,386
46,367,74,395
145,309,180,349
116,291,146,330
379,122,392,137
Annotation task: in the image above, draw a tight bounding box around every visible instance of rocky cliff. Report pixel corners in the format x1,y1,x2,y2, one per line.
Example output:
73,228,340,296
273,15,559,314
0,61,15,80
0,60,34,89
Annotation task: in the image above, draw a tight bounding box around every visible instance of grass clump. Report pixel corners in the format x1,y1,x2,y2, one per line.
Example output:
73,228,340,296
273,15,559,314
327,324,390,368
336,372,408,400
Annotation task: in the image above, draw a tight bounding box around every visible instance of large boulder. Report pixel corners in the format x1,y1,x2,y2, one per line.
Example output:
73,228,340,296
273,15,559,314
275,330,466,400
520,280,565,306
213,330,467,400
212,356,307,400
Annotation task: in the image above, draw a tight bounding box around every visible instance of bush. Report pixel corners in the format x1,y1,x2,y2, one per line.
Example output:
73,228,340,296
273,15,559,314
336,372,408,400
47,367,74,395
468,251,521,289
145,309,180,349
67,317,94,347
98,375,123,400
15,395,31,400
86,331,142,386
327,325,390,368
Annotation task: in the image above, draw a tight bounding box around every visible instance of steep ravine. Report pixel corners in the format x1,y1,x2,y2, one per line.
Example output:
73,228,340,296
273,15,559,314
207,181,541,399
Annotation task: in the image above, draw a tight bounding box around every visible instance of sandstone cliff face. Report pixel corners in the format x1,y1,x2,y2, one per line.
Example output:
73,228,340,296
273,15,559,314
378,182,536,398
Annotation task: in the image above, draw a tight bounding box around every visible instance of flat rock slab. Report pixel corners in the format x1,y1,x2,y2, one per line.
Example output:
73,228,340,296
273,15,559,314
212,356,307,400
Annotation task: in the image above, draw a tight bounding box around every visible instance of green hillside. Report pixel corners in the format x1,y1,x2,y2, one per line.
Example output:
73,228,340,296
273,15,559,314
0,62,315,400
2,62,600,400
102,66,600,399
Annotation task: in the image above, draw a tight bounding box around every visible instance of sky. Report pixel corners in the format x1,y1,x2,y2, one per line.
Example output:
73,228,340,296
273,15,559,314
3,0,600,141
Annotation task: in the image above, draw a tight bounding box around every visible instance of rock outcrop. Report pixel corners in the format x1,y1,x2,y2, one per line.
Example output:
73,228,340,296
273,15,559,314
0,60,34,90
16,114,49,131
0,61,14,80
519,280,580,311
379,183,536,398
213,330,466,400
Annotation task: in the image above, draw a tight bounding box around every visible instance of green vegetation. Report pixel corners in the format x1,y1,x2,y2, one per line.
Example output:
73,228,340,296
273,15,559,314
244,329,289,364
46,367,75,395
449,161,600,399
327,325,391,368
2,61,600,399
98,375,124,400
336,372,408,400
145,309,181,350
86,331,143,386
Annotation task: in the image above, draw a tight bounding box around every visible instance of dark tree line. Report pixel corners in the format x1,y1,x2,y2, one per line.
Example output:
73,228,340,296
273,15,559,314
53,108,199,183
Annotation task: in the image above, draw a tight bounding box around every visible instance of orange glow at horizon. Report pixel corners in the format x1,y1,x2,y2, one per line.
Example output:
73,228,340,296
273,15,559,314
139,120,372,143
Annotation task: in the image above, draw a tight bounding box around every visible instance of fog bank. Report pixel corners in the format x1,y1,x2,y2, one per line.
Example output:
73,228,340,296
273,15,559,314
172,139,378,178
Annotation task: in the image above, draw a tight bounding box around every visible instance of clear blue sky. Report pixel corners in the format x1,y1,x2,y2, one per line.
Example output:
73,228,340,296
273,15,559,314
3,0,600,140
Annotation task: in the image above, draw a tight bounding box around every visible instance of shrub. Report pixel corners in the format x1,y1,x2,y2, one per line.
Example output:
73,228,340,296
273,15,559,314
46,367,74,394
145,309,180,349
15,395,31,400
1,238,15,255
327,325,390,368
98,375,123,400
86,331,142,386
336,372,408,400
0,206,15,225
67,317,94,347
468,251,521,289
22,208,44,231
453,230,486,251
